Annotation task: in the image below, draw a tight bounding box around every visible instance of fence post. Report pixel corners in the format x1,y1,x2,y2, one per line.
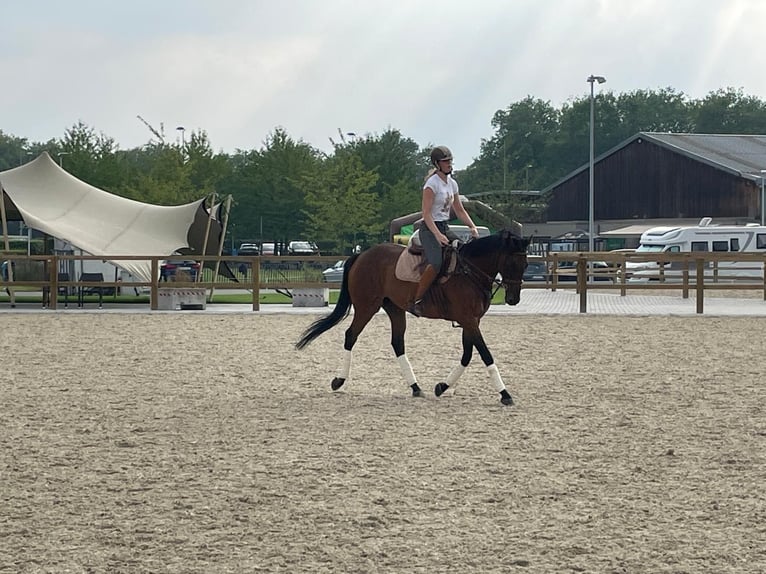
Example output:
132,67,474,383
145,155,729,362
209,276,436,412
49,255,58,310
619,253,627,297
763,254,766,302
251,257,260,311
578,255,587,313
696,258,705,314
150,258,158,310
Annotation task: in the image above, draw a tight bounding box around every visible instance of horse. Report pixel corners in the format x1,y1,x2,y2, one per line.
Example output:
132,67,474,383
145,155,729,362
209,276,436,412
295,229,530,405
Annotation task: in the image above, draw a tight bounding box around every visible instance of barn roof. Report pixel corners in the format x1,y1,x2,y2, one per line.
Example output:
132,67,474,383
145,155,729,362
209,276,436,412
543,132,766,193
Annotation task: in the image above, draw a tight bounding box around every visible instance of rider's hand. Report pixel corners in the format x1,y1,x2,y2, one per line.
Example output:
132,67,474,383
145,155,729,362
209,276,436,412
437,233,449,245
469,226,479,239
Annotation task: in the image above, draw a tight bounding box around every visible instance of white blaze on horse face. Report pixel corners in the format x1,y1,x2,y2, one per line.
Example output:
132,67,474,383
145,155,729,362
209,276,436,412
396,354,418,386
339,349,352,379
487,363,506,392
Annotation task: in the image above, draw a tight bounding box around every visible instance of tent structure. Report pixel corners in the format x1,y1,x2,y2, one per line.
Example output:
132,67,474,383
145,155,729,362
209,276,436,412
0,152,230,282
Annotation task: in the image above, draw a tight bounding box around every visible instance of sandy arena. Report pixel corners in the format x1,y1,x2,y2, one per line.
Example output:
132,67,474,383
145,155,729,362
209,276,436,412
1,312,765,573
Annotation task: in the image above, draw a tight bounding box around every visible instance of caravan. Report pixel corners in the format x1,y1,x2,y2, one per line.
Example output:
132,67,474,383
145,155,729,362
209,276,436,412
627,217,766,281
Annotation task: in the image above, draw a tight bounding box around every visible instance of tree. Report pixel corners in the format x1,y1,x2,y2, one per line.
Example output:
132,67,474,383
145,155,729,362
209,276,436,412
302,150,379,253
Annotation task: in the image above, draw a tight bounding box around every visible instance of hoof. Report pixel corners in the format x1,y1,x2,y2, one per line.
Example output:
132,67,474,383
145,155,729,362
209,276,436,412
434,382,450,397
500,391,514,406
331,377,346,391
411,383,423,398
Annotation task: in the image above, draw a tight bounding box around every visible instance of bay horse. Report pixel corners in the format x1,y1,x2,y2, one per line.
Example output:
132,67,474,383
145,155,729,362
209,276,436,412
295,229,530,405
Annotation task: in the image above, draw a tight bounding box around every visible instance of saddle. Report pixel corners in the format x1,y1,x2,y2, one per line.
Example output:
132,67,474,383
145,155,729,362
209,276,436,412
394,233,459,283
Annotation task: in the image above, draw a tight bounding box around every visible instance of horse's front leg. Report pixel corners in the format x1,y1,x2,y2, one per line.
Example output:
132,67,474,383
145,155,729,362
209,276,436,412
474,327,513,406
434,327,474,398
443,323,513,406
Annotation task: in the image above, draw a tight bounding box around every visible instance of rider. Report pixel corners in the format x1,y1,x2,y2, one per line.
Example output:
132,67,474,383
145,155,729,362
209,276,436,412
408,145,480,316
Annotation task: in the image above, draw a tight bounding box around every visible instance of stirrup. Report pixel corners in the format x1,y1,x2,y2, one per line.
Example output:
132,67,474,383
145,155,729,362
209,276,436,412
408,298,424,317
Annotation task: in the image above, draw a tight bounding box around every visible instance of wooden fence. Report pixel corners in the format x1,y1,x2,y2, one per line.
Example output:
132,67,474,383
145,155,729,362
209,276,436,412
2,252,765,314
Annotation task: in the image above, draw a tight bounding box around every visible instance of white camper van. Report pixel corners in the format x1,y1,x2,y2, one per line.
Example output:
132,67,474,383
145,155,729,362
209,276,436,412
627,217,766,281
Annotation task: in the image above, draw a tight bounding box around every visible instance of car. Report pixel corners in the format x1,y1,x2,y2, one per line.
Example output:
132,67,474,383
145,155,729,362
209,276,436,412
322,260,346,283
553,260,614,282
260,242,276,256
160,259,200,281
237,243,260,256
523,260,549,282
288,240,319,256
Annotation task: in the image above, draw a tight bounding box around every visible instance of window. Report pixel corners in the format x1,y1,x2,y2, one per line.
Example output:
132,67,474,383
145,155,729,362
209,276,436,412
730,238,740,251
691,241,709,252
757,234,766,249
712,241,728,252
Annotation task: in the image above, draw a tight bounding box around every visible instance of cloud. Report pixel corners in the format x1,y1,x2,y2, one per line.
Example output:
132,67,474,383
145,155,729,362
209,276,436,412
2,0,766,169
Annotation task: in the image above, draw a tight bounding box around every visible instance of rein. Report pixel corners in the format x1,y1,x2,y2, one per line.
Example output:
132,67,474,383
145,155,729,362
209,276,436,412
454,242,523,298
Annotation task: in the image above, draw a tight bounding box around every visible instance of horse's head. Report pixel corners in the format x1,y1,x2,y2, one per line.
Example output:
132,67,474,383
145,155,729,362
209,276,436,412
497,229,530,306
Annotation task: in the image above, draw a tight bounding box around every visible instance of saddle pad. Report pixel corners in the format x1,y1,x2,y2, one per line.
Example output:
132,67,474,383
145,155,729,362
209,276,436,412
395,249,424,283
394,247,459,283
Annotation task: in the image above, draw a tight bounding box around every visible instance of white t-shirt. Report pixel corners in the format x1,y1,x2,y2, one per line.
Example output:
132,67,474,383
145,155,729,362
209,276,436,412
423,173,459,222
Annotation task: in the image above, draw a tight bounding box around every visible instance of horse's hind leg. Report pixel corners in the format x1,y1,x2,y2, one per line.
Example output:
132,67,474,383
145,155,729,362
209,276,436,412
382,300,423,398
331,305,379,391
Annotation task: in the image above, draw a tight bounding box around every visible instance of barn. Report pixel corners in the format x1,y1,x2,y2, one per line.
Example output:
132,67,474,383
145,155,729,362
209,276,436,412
528,133,766,248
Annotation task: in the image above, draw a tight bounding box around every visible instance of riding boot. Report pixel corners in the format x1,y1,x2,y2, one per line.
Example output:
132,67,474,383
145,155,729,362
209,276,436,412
408,264,438,317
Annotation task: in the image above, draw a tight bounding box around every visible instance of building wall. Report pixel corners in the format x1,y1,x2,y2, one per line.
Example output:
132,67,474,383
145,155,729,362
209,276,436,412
544,139,760,222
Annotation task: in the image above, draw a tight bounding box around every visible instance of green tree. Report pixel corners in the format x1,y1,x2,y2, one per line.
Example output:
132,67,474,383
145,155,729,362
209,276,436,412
302,150,380,253
221,128,321,244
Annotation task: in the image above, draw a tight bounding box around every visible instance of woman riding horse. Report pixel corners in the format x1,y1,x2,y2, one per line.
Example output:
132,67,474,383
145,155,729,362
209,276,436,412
296,230,530,405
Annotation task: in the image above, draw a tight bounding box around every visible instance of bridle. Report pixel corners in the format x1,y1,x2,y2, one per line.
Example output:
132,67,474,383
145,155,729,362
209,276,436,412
455,244,525,299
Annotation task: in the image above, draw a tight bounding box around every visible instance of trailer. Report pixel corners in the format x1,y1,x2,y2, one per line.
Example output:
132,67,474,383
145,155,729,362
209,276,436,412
627,217,766,281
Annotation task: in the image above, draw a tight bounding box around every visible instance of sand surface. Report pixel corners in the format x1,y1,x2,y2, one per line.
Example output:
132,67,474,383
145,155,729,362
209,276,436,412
2,312,765,573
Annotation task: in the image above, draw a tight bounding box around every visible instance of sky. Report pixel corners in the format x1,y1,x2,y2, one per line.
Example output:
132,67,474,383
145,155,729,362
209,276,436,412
3,0,766,170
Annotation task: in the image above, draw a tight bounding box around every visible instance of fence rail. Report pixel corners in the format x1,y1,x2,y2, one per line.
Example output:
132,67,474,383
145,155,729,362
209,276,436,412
2,252,766,313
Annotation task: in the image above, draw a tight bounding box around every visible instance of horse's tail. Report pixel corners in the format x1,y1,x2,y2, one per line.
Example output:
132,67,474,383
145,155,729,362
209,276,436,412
295,253,359,350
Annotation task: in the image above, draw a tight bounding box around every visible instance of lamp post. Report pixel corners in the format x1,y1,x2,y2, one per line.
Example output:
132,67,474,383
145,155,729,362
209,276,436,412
176,126,186,144
587,75,606,254
57,151,71,167
176,126,186,163
760,169,766,225
525,164,532,191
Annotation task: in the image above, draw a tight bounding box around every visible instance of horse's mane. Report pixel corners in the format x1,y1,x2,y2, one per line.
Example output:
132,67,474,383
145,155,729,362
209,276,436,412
459,229,529,257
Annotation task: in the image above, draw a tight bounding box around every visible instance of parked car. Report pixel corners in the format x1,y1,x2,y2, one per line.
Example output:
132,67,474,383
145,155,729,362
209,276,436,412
553,260,614,282
160,259,200,281
260,242,276,256
322,260,346,283
523,260,549,282
237,243,260,256
288,240,320,255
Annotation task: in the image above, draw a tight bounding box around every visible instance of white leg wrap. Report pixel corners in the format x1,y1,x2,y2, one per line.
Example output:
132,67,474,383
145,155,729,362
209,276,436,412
487,363,505,393
338,349,352,379
445,364,466,388
397,354,418,386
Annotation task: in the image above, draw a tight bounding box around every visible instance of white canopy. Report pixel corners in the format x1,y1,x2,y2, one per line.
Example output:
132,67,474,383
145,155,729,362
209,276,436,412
0,152,207,282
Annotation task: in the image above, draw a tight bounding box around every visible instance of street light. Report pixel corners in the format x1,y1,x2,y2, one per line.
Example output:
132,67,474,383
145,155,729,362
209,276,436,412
760,169,766,225
57,151,71,167
587,74,606,254
176,126,186,147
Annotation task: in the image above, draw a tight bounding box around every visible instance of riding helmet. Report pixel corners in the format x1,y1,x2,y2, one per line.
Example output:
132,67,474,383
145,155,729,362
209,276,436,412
430,146,453,166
